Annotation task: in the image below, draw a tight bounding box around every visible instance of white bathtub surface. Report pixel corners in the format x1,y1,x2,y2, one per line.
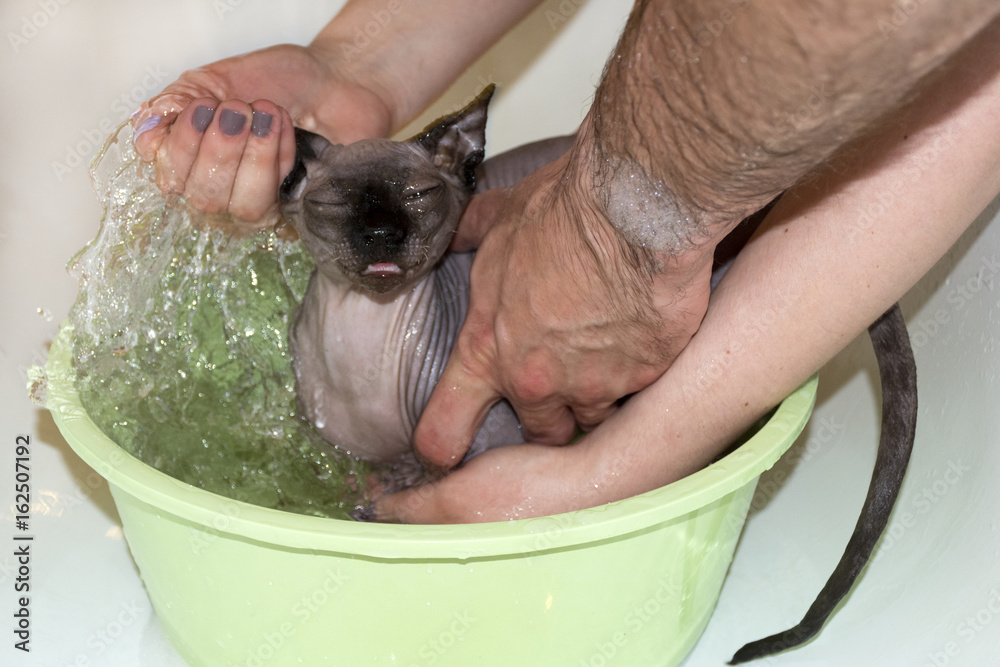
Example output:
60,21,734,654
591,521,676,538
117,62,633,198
2,1,998,666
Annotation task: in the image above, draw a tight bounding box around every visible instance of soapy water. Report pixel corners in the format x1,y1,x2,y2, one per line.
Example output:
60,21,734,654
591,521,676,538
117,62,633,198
66,123,371,519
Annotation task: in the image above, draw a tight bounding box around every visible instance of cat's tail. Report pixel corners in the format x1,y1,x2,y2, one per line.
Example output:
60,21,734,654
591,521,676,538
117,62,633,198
729,303,917,664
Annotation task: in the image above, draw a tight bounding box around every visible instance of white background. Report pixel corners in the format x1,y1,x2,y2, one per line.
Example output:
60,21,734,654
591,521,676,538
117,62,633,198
1,1,998,665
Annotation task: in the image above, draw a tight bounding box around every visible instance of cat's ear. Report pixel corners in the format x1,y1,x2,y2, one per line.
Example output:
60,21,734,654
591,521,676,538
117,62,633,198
279,128,335,203
412,84,494,191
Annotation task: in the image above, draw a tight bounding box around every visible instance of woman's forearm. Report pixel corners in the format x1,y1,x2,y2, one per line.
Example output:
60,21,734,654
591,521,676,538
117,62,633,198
577,16,1000,501
311,0,544,133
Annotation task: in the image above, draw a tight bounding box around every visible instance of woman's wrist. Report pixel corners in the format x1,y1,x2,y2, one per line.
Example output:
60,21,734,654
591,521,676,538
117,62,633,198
308,0,544,137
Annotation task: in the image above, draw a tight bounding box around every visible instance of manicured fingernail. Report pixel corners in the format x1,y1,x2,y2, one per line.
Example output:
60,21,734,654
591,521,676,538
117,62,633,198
251,111,273,138
134,115,161,140
220,109,246,136
192,105,215,133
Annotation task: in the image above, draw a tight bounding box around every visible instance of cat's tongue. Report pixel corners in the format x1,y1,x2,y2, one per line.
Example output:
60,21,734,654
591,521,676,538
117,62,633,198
363,262,403,276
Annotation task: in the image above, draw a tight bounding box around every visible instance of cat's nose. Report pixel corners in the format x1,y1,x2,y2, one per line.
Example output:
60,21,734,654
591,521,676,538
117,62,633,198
355,213,406,259
360,218,406,250
349,188,409,261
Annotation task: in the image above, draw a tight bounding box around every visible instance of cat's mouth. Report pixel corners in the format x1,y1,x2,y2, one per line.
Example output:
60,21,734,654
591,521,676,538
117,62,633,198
362,262,403,277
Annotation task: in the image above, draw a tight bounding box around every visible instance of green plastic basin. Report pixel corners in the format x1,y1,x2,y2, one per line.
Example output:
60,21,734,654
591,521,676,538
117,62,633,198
45,323,816,666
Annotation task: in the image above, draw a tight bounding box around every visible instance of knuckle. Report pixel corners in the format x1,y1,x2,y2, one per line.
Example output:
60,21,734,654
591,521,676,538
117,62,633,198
453,321,496,376
155,168,182,196
249,99,280,115
628,364,667,394
509,361,556,405
523,412,575,445
219,98,253,115
190,95,221,108
184,191,224,215
574,404,615,431
573,374,612,407
228,200,262,222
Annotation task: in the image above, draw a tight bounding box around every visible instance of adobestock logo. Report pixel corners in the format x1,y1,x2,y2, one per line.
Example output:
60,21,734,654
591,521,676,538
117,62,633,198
544,0,586,30
337,0,405,61
908,253,1000,350
7,0,74,53
51,65,170,182
922,588,1000,667
873,459,970,563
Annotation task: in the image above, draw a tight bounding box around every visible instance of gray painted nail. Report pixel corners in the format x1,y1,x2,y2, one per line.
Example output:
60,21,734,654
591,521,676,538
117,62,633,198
192,106,215,133
220,109,246,136
251,111,273,138
134,115,162,140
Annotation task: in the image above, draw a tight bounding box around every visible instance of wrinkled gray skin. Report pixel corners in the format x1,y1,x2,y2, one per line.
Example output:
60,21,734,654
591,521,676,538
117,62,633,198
279,87,573,488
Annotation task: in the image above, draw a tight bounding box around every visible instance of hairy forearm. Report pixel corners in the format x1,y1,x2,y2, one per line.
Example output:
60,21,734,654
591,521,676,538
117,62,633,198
311,0,543,132
577,0,1000,255
576,15,1000,500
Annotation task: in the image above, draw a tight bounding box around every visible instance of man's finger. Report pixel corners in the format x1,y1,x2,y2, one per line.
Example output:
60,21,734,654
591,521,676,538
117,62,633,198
413,343,502,469
514,402,578,445
572,402,619,432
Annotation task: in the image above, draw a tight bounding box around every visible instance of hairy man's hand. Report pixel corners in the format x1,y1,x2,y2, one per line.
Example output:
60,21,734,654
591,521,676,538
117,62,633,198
413,152,715,469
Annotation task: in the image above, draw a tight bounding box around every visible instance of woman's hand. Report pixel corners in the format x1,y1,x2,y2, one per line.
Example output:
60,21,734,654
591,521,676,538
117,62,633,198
376,439,595,524
130,44,393,222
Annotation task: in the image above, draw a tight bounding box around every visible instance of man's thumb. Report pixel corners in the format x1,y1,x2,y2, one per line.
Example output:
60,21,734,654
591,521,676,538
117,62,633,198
450,187,511,252
414,353,500,469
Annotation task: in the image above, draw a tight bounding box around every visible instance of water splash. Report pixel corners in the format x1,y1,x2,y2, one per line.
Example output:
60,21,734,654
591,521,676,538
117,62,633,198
67,123,370,519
